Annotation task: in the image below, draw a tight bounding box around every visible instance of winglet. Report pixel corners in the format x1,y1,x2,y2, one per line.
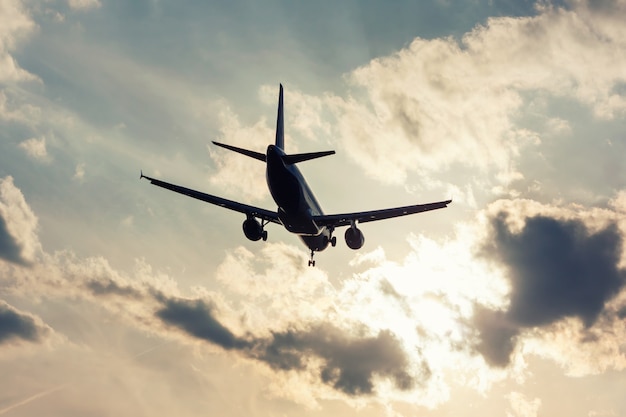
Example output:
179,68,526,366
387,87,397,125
140,170,154,182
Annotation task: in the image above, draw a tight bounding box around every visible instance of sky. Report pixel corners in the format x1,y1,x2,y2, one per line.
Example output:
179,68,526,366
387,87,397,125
1,0,626,415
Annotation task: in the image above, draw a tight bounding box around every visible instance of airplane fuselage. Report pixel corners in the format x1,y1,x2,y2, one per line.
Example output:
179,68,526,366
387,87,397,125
266,144,331,252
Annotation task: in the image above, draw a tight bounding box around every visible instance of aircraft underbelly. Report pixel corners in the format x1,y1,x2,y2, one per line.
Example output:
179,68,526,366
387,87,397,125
300,230,331,252
278,208,320,235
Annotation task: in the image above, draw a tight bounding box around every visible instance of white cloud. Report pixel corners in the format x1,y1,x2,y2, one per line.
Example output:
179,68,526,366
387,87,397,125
506,391,541,417
0,90,42,123
259,84,333,145
327,0,626,186
18,137,48,161
73,163,85,182
208,107,273,201
214,243,337,333
523,314,626,377
0,0,38,83
609,190,626,215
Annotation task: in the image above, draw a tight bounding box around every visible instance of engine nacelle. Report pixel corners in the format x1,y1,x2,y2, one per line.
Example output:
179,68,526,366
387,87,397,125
344,226,365,250
243,218,266,241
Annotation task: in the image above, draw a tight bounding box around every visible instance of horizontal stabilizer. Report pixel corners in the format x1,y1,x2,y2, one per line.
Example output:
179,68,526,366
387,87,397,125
212,141,266,162
281,150,335,165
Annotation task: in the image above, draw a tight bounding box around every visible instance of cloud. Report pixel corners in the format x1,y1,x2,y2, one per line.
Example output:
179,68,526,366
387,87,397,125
208,106,273,201
1,238,421,402
474,201,626,366
0,214,24,266
0,300,50,345
507,391,541,417
326,0,626,185
487,214,625,327
0,177,424,401
524,312,626,377
155,294,418,396
213,243,335,328
156,296,250,351
0,90,41,123
262,324,418,395
3,170,623,409
73,163,85,182
0,0,38,83
472,306,520,367
0,176,40,265
18,137,48,161
84,277,144,299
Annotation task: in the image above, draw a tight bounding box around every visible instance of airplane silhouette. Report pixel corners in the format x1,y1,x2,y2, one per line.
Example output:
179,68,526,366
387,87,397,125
141,84,451,266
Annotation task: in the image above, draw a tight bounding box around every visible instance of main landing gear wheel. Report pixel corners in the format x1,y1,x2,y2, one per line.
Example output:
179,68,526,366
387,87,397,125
328,227,337,247
308,250,316,267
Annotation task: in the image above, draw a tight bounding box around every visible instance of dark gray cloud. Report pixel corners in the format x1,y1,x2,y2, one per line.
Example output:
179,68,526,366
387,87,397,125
0,215,27,266
0,301,48,344
85,279,143,299
472,306,519,367
155,296,420,395
257,324,416,395
156,297,249,351
487,214,626,327
475,212,626,366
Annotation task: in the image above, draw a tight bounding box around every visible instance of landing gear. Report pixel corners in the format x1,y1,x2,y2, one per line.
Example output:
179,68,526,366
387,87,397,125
308,250,316,267
261,219,269,241
329,227,337,247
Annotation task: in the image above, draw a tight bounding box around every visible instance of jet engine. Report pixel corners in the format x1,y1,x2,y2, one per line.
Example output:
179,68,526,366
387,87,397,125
243,218,267,241
344,226,364,250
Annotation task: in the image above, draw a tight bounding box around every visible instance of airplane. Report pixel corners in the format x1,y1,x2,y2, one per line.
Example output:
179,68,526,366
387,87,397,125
141,84,451,266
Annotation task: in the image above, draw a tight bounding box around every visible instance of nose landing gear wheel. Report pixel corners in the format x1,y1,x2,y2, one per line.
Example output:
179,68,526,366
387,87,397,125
308,250,316,267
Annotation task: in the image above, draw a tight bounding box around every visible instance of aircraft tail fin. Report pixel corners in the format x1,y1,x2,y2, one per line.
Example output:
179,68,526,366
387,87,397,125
281,150,335,165
212,141,266,162
275,84,284,151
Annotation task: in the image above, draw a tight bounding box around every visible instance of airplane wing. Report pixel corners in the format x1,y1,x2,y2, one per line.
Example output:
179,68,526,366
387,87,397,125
141,173,281,225
313,200,452,228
